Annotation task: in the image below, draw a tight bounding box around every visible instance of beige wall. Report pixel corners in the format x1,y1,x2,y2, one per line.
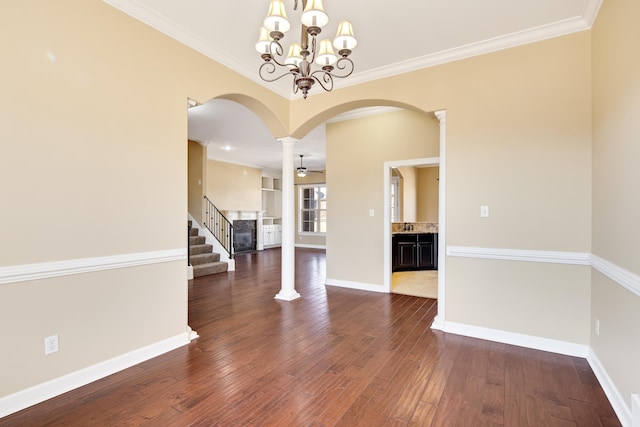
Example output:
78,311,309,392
417,167,439,223
188,141,206,225
0,0,289,400
304,32,593,343
591,0,640,411
326,109,440,285
3,0,638,417
206,160,262,212
397,166,418,222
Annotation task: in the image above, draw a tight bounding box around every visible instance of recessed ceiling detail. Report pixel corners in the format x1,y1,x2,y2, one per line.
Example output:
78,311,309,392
102,0,602,99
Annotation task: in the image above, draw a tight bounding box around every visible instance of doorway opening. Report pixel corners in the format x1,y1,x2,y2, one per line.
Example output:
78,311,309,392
383,110,446,329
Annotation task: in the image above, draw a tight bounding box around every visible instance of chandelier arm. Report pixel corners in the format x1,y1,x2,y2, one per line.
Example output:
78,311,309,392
329,57,355,79
259,62,299,83
310,70,335,92
266,40,291,68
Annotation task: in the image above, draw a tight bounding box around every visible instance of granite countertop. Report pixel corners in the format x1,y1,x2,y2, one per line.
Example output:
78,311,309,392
392,222,439,234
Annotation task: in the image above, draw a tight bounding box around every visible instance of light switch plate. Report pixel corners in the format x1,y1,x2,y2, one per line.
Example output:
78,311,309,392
480,205,489,217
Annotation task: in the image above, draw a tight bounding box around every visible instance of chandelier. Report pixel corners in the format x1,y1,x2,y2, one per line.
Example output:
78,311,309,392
255,0,357,99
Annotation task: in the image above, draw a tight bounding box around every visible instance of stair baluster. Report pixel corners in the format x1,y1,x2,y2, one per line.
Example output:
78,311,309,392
203,196,234,258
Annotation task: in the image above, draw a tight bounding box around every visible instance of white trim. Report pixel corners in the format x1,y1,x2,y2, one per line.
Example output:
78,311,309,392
587,348,632,427
0,332,190,419
298,183,327,235
633,394,639,427
325,278,386,293
0,249,186,285
446,246,590,265
327,107,402,123
590,254,640,298
337,14,596,92
445,246,640,296
383,155,442,296
295,244,326,250
434,110,447,328
582,0,604,28
443,321,588,358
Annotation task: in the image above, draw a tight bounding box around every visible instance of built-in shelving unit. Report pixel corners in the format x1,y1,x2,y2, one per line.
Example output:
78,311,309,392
261,176,282,247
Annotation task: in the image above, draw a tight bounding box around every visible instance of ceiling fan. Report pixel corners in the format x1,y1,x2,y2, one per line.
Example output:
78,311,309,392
296,155,324,177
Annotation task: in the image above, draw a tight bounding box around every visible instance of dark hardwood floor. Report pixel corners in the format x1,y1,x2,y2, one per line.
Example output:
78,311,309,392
2,248,620,426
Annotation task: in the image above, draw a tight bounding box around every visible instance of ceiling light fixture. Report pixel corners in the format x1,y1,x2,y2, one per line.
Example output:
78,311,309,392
256,0,357,99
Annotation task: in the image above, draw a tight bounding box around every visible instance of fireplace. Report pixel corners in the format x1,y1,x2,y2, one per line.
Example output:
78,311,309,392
233,220,257,253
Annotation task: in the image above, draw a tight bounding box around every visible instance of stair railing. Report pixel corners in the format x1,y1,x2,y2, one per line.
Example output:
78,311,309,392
203,196,233,258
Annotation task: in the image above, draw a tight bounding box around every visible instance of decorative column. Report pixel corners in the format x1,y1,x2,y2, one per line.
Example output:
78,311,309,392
275,137,301,301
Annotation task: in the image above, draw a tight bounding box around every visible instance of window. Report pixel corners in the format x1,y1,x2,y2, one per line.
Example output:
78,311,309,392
299,184,327,234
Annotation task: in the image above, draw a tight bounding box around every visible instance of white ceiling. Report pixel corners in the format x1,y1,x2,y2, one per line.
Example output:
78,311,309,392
103,0,601,171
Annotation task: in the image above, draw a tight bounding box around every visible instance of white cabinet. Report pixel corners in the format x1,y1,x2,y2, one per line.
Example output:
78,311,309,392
261,176,282,219
261,176,282,247
262,224,282,247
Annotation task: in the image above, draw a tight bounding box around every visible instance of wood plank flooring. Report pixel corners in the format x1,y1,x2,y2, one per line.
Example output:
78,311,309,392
1,248,620,426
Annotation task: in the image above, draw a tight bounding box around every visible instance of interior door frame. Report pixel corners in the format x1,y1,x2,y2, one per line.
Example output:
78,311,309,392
383,110,446,329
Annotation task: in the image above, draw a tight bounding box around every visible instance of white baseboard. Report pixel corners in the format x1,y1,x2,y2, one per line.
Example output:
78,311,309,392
187,265,194,280
587,348,632,426
0,332,190,419
325,278,387,293
431,315,445,331
632,394,639,427
295,244,326,250
443,321,588,357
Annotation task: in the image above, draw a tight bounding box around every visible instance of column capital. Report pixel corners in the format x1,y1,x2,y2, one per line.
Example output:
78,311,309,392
277,137,299,147
434,110,446,125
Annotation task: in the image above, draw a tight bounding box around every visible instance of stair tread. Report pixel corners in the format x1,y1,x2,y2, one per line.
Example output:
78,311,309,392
188,222,227,278
193,261,228,277
190,252,221,264
189,236,206,244
190,245,213,255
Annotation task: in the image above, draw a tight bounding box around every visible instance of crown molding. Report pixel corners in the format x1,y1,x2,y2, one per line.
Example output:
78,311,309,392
341,12,597,90
101,0,291,99
102,0,602,99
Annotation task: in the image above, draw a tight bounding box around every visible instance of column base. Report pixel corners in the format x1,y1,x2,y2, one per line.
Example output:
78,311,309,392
274,290,301,301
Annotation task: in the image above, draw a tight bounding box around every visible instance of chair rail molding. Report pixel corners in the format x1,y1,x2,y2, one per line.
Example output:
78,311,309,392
0,249,186,285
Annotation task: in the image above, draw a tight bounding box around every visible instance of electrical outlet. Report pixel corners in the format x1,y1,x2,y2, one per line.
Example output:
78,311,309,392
45,334,59,355
595,318,600,336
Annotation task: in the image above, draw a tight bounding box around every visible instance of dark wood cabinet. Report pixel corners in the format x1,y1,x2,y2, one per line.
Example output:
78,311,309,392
392,233,438,271
417,233,436,269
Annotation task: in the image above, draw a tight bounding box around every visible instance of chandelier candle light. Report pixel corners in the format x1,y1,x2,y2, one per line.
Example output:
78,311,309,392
256,0,357,99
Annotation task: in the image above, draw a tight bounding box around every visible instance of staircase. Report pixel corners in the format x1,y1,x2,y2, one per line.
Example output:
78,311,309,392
189,220,228,277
